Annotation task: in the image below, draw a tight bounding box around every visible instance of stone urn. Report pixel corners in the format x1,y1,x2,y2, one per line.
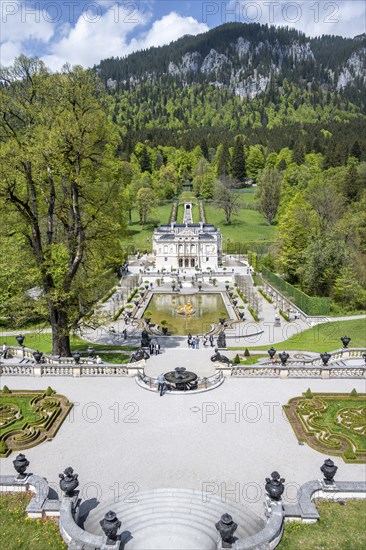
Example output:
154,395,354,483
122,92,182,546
265,471,285,500
279,351,289,365
340,336,351,348
232,299,238,306
33,350,43,363
267,347,276,360
16,334,25,346
100,510,121,544
59,467,79,497
320,352,331,366
13,453,29,479
228,291,234,298
238,311,245,319
73,351,81,364
87,346,95,358
215,513,238,548
320,459,338,484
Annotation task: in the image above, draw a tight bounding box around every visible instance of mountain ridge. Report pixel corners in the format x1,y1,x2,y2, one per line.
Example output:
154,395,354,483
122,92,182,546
96,23,366,104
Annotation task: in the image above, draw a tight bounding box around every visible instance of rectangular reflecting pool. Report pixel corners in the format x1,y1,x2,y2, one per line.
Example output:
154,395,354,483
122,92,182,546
146,293,227,335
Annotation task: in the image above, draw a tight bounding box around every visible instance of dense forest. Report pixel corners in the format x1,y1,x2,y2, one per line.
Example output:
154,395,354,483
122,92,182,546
95,23,366,155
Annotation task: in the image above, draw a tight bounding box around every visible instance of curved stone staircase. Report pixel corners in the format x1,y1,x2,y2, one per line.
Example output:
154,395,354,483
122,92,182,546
84,488,265,549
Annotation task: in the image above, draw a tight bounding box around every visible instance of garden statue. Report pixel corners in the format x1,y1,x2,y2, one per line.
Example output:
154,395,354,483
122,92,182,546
141,329,151,348
130,349,150,363
215,513,238,548
211,348,232,366
100,510,121,544
217,331,226,348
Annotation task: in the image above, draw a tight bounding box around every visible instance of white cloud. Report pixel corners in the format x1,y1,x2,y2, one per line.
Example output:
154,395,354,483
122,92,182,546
0,0,54,42
0,0,55,67
128,12,209,51
42,10,208,71
226,1,366,38
0,41,23,67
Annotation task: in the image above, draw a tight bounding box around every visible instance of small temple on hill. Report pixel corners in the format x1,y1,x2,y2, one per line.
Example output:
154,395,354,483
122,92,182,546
152,203,222,271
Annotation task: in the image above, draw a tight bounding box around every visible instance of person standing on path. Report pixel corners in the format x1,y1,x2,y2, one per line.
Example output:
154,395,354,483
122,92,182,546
195,336,200,349
2,343,8,359
157,373,166,396
209,334,214,347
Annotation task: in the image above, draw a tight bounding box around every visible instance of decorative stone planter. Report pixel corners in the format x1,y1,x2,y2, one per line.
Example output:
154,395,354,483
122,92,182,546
59,467,79,497
320,352,331,366
265,471,285,500
320,459,338,484
13,453,29,479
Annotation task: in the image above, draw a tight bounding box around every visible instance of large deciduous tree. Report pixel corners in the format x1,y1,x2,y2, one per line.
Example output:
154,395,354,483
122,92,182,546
213,182,242,224
0,56,124,356
256,167,283,225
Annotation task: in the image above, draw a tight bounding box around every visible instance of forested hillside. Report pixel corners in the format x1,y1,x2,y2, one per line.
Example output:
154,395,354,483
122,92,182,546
96,23,366,155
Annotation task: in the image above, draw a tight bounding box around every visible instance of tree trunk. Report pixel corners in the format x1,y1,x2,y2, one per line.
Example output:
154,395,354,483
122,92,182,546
49,303,71,356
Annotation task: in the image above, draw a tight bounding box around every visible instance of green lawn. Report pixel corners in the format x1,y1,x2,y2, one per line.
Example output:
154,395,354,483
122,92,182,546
247,319,366,353
278,500,366,549
0,493,67,549
124,203,173,251
204,203,276,245
0,333,136,355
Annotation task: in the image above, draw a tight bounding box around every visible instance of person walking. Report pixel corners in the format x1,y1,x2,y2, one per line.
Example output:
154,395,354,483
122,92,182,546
155,341,160,355
157,373,166,396
203,335,208,347
2,343,8,359
187,333,193,348
209,334,214,347
195,336,200,349
149,342,154,355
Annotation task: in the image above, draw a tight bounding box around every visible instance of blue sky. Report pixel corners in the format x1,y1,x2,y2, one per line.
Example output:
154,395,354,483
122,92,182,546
1,1,365,69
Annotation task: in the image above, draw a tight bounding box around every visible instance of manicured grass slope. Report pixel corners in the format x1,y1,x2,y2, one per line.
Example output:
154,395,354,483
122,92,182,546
0,493,67,549
278,500,366,549
249,319,366,353
204,203,276,244
0,333,135,356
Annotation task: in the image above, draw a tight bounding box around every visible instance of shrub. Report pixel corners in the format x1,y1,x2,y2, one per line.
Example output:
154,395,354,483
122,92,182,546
2,385,11,394
45,386,55,396
344,447,357,461
0,440,8,454
248,306,259,322
244,348,250,357
304,388,313,399
258,288,273,303
233,354,241,364
350,388,358,396
279,309,290,322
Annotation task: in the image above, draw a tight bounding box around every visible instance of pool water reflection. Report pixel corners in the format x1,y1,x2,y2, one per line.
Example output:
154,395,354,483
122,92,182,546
147,293,227,335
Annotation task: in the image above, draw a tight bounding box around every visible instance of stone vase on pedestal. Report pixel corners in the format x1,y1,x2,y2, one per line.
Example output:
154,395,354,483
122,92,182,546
215,513,238,548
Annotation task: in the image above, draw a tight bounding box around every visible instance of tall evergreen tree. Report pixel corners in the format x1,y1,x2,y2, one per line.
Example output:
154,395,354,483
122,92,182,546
231,136,247,185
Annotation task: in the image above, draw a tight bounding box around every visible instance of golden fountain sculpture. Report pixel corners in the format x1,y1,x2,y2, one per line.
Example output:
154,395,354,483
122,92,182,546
176,302,196,315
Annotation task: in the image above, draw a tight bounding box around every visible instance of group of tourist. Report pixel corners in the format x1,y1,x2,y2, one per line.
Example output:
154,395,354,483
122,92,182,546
149,340,161,355
187,334,215,349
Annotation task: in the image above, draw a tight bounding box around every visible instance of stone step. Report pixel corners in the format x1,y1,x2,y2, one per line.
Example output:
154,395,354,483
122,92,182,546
84,489,265,545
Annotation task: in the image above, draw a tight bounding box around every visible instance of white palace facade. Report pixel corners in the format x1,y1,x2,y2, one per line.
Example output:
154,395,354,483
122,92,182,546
152,203,222,271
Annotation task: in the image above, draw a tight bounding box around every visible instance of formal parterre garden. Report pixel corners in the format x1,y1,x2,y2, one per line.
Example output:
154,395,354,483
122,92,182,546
0,387,72,458
284,391,366,463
